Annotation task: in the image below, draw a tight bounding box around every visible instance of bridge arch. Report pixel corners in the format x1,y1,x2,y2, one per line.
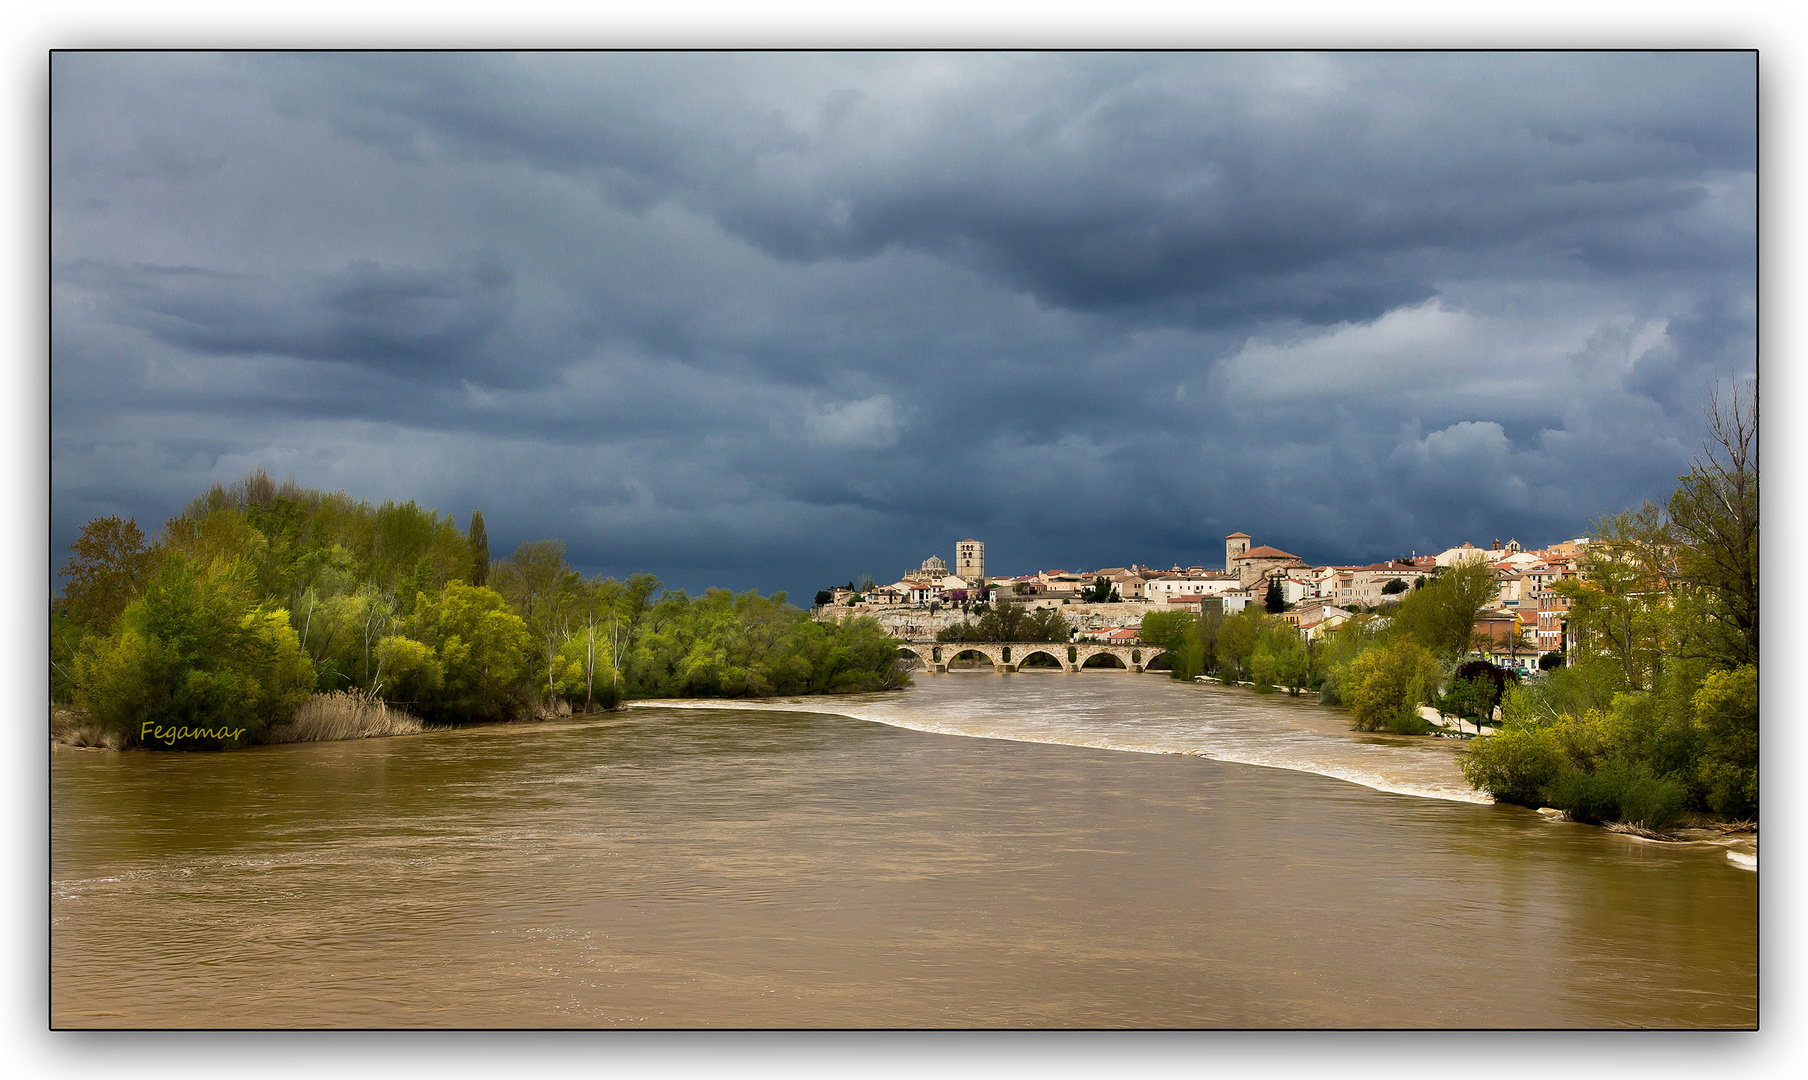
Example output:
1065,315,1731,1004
1080,651,1129,669
945,647,998,670
1014,648,1066,670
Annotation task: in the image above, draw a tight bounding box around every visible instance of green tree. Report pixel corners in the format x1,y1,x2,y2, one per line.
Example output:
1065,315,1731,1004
1139,610,1193,655
72,552,314,747
1391,559,1498,661
410,581,534,723
493,539,578,701
1438,676,1496,734
1264,627,1311,695
1693,664,1757,818
1555,503,1674,694
1343,637,1440,733
373,633,443,706
1668,381,1757,669
937,603,1068,643
468,509,491,587
1264,577,1285,614
1214,606,1267,680
1081,576,1120,603
60,515,159,632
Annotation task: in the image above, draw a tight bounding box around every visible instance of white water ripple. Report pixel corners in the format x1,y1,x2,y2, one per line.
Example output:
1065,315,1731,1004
633,673,1492,804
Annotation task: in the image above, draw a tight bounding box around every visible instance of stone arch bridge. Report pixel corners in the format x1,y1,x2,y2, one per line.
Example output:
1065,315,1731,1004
895,641,1174,674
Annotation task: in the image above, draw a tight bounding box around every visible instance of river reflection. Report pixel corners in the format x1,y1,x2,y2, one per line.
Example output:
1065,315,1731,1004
51,677,1756,1028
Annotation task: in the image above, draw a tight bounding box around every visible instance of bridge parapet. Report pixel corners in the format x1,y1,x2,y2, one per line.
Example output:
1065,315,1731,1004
894,641,1174,673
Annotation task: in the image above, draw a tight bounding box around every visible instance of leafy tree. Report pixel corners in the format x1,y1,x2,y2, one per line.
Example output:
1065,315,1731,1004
409,581,534,723
1258,626,1311,696
1214,606,1268,680
59,515,159,633
468,509,490,587
1248,647,1278,692
374,633,443,705
938,603,1067,643
1263,577,1285,614
1452,660,1518,716
1463,682,1706,828
1381,578,1408,596
1693,664,1757,818
1438,677,1496,734
1139,610,1193,655
71,552,314,747
493,539,578,700
1343,637,1440,733
1668,380,1757,668
815,590,833,607
1081,576,1120,603
1555,503,1675,693
1459,697,1568,806
1391,559,1498,661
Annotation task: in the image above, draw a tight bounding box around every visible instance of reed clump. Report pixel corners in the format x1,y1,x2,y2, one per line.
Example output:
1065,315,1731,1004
262,691,423,743
51,708,122,750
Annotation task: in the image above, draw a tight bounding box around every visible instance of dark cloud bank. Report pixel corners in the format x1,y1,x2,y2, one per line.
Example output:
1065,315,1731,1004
51,52,1756,601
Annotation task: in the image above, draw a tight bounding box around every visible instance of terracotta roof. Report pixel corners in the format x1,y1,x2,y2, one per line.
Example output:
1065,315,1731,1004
1237,545,1299,560
1225,532,1251,539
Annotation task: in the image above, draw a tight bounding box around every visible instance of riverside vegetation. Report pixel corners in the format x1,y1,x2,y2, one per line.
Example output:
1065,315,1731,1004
1139,384,1757,831
51,472,910,751
1461,384,1758,830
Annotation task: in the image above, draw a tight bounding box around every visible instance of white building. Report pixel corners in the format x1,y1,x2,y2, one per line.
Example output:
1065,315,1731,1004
1143,572,1242,604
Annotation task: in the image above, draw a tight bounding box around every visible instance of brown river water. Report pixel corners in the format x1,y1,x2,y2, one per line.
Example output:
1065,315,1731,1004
51,672,1756,1028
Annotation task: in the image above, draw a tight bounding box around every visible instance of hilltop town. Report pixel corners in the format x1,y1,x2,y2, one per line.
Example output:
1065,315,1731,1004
815,532,1589,674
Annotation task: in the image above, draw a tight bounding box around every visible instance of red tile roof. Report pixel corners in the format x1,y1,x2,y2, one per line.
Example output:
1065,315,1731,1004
1238,545,1299,560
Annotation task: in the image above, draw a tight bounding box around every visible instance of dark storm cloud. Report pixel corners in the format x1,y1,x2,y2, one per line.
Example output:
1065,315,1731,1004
250,52,1753,323
60,252,517,384
51,52,1756,599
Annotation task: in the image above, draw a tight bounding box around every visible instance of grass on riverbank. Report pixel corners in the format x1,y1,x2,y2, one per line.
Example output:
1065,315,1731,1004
51,709,122,750
53,691,425,749
261,691,423,743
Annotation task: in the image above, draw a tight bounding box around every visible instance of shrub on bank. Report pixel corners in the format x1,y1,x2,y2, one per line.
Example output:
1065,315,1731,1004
1693,665,1757,819
1461,685,1703,829
71,553,314,749
1543,763,1687,830
1342,638,1440,732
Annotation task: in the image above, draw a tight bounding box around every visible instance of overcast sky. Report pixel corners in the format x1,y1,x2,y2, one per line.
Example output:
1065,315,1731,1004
50,51,1755,600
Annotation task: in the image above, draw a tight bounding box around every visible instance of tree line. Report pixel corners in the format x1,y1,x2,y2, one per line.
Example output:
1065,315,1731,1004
1462,383,1758,828
52,471,910,750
